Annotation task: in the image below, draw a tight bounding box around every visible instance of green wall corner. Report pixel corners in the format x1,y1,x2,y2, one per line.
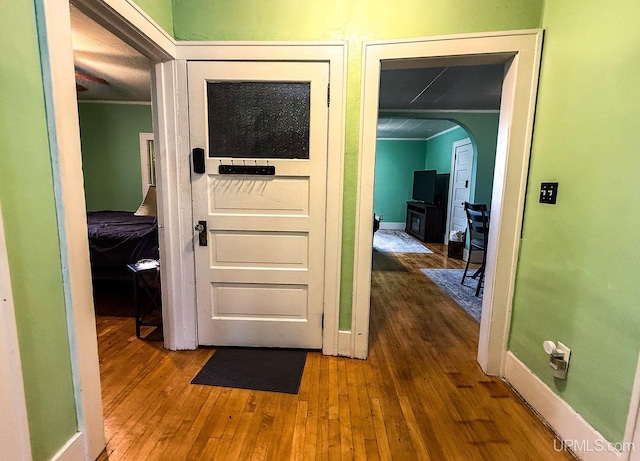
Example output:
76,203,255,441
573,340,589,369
509,0,640,443
374,140,428,223
133,0,174,36
424,127,467,173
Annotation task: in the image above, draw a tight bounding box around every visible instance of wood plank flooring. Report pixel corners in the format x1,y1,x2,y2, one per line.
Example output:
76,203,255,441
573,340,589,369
95,243,575,460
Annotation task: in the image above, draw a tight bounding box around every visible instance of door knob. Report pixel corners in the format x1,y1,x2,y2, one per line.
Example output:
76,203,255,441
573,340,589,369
195,221,207,246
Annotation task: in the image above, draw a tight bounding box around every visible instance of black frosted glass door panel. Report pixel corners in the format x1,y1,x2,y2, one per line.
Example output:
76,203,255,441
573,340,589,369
207,81,310,159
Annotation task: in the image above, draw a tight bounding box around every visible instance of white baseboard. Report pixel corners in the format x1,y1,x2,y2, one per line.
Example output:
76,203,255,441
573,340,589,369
51,432,85,461
338,330,352,357
379,222,405,230
505,352,628,461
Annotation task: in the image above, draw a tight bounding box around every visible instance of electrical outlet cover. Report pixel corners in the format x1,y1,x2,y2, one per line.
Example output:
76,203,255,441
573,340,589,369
557,341,571,365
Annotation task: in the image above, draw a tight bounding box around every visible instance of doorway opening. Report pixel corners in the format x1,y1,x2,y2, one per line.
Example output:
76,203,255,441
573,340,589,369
371,60,502,346
71,3,163,342
40,0,174,456
352,31,543,376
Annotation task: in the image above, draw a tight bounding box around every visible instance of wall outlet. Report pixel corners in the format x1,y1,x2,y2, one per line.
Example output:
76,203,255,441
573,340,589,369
557,341,571,365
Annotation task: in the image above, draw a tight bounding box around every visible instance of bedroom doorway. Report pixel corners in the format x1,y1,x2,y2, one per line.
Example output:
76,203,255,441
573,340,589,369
71,3,162,339
40,0,175,455
352,31,543,376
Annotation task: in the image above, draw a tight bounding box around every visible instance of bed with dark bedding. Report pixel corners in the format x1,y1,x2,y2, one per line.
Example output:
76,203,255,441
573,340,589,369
87,210,159,279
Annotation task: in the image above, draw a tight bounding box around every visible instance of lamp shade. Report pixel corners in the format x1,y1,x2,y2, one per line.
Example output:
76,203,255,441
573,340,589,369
135,185,157,217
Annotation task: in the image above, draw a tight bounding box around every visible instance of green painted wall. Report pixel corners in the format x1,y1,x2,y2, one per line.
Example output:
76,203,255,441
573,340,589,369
459,114,500,206
424,127,467,173
171,0,545,329
374,140,427,223
79,103,152,212
424,127,466,220
134,0,174,36
4,0,633,454
0,2,78,460
386,113,500,209
509,0,640,443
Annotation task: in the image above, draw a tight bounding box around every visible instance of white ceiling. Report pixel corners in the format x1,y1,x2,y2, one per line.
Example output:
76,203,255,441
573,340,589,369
69,5,505,139
70,4,151,102
377,118,459,140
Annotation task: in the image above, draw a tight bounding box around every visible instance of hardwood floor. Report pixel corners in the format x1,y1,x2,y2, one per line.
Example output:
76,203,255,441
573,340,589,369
95,243,575,460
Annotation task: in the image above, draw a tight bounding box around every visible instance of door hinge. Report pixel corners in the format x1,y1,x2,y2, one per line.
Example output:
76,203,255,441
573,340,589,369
321,313,324,328
327,84,330,107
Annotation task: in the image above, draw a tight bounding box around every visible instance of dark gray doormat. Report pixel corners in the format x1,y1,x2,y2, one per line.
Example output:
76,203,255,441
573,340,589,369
191,347,307,394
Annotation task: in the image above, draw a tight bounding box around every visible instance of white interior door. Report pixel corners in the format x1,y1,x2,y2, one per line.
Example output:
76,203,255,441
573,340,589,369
446,138,473,239
189,61,329,349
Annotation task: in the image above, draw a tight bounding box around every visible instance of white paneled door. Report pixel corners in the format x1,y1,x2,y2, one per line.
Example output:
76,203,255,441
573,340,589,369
447,138,473,235
189,61,329,348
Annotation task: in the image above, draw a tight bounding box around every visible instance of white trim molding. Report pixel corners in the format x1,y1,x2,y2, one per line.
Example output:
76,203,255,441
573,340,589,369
626,351,640,461
352,30,544,366
39,0,176,458
51,433,85,461
38,0,106,458
338,331,352,357
139,132,155,195
157,42,347,354
71,0,175,60
378,222,405,230
426,125,463,141
77,100,152,106
153,59,198,350
0,200,32,461
505,352,628,461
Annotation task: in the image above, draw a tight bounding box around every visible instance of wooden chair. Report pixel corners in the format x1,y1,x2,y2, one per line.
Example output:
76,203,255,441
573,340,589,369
461,202,489,297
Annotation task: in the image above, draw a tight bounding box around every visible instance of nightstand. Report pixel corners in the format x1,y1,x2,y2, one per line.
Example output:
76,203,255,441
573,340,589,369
126,261,162,338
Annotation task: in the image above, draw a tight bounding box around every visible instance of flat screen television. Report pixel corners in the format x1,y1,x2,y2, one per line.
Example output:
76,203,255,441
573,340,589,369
412,170,437,204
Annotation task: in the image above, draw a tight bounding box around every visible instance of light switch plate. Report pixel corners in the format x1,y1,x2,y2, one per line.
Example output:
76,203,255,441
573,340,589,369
540,182,558,204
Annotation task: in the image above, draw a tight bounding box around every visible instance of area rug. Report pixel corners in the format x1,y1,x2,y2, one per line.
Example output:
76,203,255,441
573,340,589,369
191,347,307,394
373,230,433,254
420,269,482,323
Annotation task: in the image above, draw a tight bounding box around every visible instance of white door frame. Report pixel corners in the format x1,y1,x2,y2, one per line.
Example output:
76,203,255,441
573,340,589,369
0,199,32,460
139,132,155,194
444,137,473,244
625,355,640,460
155,42,346,354
39,0,174,458
352,30,543,375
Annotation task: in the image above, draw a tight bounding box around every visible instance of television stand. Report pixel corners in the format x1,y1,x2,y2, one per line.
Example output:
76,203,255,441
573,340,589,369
405,201,444,243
